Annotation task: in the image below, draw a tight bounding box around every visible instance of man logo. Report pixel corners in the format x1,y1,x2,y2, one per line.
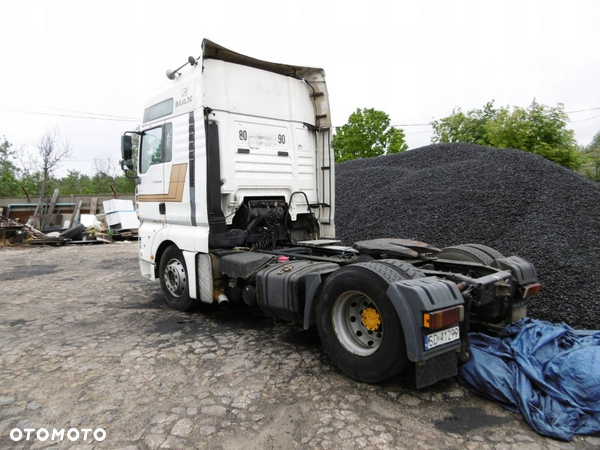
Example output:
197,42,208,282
176,87,192,107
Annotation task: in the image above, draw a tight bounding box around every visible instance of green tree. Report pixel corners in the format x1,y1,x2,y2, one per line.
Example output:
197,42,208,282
114,174,136,194
585,131,600,155
19,171,43,197
431,100,582,170
580,131,600,180
333,108,408,163
431,102,498,145
1,130,138,197
60,170,93,194
0,135,21,196
90,172,114,194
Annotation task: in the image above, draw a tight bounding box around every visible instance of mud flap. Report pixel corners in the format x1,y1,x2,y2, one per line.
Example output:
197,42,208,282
182,250,198,300
415,351,458,389
386,277,464,387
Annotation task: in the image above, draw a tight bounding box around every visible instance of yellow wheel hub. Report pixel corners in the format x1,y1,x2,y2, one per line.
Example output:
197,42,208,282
361,307,381,331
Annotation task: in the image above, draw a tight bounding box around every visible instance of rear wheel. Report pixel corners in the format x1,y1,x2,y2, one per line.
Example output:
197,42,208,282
437,244,504,265
316,261,422,383
159,245,195,312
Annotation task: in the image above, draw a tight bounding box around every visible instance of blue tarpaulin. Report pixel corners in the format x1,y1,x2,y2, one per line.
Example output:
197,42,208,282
458,318,600,441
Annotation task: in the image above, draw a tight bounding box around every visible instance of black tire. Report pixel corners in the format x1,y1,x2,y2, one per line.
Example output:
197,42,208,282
464,244,504,261
377,259,425,280
437,244,504,266
316,261,417,383
159,245,195,312
59,223,85,239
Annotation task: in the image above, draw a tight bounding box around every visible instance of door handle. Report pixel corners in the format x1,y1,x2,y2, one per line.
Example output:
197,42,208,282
159,202,166,215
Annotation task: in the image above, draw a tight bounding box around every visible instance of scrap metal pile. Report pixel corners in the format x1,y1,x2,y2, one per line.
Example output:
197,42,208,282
0,198,138,246
0,216,46,243
336,143,600,329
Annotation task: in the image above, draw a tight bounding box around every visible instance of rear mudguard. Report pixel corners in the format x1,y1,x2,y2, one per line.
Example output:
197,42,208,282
386,277,464,362
492,256,538,286
303,272,330,330
387,277,466,388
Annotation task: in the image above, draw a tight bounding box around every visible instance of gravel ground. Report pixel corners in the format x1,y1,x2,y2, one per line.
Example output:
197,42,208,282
336,143,600,329
1,244,598,449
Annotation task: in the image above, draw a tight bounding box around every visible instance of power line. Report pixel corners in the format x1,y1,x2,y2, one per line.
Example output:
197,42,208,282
405,130,434,135
66,158,119,162
1,100,138,120
4,102,599,129
570,113,600,124
565,107,600,114
0,107,139,122
391,123,432,127
333,122,432,129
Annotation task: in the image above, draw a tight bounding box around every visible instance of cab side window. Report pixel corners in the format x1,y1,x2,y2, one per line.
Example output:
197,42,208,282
139,123,173,174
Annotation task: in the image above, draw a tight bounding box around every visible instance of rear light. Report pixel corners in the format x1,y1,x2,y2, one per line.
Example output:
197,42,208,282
423,306,464,330
521,283,541,298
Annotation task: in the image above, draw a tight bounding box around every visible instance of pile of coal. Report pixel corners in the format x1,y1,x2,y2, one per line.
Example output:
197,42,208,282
335,143,600,329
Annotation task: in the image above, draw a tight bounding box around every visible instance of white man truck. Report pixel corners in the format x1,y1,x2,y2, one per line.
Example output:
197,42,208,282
120,40,541,388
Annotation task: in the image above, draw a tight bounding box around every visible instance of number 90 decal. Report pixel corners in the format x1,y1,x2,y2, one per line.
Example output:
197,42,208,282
278,134,286,144
239,130,247,141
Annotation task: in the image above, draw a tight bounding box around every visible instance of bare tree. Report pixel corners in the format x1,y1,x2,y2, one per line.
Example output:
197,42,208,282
13,143,35,175
93,155,119,182
34,127,72,197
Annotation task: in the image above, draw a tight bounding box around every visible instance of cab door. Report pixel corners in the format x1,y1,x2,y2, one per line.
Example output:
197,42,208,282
137,123,170,222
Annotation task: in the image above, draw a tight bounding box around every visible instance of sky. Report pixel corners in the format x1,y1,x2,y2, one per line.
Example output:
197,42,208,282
1,0,599,176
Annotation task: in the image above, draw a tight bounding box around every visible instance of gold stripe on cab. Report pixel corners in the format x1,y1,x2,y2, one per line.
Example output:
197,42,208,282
138,163,188,202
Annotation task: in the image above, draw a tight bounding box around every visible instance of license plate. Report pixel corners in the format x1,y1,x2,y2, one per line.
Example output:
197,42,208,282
424,326,460,350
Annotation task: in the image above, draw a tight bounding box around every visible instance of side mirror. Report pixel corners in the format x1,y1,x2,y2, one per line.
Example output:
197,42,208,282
120,159,136,179
121,135,133,160
120,159,134,171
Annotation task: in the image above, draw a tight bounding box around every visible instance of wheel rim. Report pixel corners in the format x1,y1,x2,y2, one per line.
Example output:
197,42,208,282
164,258,187,298
332,291,383,356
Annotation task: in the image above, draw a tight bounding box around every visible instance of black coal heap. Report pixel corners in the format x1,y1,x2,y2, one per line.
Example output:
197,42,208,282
336,143,600,329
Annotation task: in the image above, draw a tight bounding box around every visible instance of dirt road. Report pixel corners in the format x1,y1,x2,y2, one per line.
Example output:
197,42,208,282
0,245,595,449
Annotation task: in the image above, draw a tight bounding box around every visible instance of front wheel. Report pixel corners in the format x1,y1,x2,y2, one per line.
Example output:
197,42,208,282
159,245,195,312
316,263,411,383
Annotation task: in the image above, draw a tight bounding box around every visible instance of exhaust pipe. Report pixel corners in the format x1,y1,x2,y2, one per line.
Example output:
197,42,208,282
214,290,230,309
